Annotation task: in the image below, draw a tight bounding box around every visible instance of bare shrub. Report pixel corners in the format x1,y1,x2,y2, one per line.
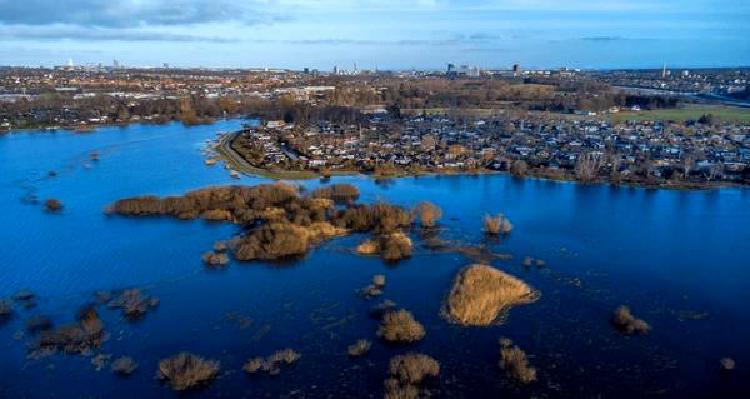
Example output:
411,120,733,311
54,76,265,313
612,306,650,335
388,353,440,384
445,265,537,326
112,356,138,375
385,353,439,399
380,232,413,262
356,239,379,255
202,252,229,268
158,353,220,391
510,160,528,177
483,214,512,235
32,307,105,357
213,241,228,253
347,339,372,357
413,201,443,228
334,202,412,234
201,209,233,221
356,233,412,262
499,339,536,384
234,222,313,261
370,300,397,319
377,310,425,343
311,184,360,205
373,274,386,287
91,353,112,371
45,198,63,212
243,349,300,376
106,289,159,320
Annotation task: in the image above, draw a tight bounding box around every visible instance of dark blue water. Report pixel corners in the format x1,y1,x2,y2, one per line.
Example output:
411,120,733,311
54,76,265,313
1,121,749,398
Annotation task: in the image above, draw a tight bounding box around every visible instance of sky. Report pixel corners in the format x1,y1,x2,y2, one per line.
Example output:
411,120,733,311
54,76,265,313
0,0,748,70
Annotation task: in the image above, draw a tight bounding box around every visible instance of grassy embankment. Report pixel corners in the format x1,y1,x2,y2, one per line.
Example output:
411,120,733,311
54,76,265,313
613,106,750,123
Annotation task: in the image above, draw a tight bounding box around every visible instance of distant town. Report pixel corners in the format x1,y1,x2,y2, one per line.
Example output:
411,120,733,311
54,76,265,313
2,62,750,187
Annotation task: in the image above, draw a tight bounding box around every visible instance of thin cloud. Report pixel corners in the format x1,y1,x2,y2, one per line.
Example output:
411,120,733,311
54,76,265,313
0,0,280,27
0,26,238,43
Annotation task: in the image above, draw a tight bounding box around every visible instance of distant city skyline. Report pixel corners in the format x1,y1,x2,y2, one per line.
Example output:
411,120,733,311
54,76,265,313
1,0,748,69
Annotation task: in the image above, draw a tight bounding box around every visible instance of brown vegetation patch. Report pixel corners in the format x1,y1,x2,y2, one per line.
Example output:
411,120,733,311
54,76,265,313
108,184,420,265
385,353,439,399
45,198,63,212
483,214,512,235
202,252,229,268
445,265,537,326
356,232,413,262
413,201,442,228
112,356,138,375
158,352,220,391
91,353,112,371
377,309,425,343
612,306,651,335
106,289,159,320
0,299,13,323
370,299,397,319
333,203,412,234
234,222,314,261
347,339,372,357
499,339,536,384
311,184,360,205
31,307,105,357
243,348,301,376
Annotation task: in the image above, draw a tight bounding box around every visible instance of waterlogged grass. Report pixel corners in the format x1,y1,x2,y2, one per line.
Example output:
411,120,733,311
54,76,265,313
613,107,750,123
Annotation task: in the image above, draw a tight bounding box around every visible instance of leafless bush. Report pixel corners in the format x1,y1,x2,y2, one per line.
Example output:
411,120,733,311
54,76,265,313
612,306,650,335
483,214,512,235
243,349,301,375
499,339,536,384
373,275,386,288
388,353,440,384
213,241,228,253
413,201,443,228
510,160,528,177
111,356,138,375
32,307,105,357
45,198,63,212
106,289,159,320
370,300,397,319
445,265,537,326
377,309,425,343
311,184,360,205
334,203,412,234
234,222,313,261
347,339,372,357
385,353,440,399
202,252,229,268
356,233,412,262
158,352,220,391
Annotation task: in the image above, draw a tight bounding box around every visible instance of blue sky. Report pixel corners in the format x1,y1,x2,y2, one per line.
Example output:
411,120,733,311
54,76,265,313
0,0,748,69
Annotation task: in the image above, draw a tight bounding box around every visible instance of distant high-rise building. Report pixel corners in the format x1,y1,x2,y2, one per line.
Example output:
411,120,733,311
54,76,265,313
163,63,170,69
513,64,521,77
333,65,338,75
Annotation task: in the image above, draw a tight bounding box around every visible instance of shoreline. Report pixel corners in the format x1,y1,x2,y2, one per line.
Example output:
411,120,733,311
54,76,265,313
213,132,745,191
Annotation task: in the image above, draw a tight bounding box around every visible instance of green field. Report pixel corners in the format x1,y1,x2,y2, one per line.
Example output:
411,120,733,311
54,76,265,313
613,107,750,123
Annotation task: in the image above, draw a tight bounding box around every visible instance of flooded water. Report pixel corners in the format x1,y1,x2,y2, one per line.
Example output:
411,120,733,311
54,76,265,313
1,121,749,398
